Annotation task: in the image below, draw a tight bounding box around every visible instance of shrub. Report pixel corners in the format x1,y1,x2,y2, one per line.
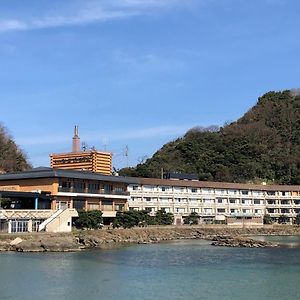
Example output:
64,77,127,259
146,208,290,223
75,210,103,229
184,212,199,225
263,214,272,225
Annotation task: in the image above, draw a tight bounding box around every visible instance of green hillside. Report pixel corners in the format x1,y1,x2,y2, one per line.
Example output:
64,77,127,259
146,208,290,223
120,90,300,184
0,124,31,172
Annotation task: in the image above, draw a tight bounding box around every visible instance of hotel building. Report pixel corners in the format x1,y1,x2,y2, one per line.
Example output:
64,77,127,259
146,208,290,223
1,168,300,232
50,126,112,175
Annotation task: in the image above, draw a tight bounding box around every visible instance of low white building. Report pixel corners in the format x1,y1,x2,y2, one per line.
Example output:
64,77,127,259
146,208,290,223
127,177,300,225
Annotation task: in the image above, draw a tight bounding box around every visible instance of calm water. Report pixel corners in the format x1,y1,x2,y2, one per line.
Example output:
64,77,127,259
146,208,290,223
1,238,300,300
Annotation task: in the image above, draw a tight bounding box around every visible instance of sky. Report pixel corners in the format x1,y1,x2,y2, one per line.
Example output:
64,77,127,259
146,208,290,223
1,0,300,169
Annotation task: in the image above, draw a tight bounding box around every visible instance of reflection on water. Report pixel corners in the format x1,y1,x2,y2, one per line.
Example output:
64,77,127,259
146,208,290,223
253,235,300,248
0,239,300,300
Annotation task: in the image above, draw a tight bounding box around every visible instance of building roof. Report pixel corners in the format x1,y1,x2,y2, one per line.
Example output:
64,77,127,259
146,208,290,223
134,177,300,192
0,167,138,184
0,167,299,191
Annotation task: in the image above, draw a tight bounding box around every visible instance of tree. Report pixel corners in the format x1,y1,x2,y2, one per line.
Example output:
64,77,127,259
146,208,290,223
184,212,199,225
278,214,289,224
113,210,153,228
0,197,12,209
294,213,300,225
155,210,174,225
75,210,103,229
119,90,300,185
263,214,272,225
0,123,31,172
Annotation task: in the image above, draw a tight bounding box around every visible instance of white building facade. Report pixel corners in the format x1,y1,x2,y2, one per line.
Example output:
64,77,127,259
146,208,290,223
127,178,300,225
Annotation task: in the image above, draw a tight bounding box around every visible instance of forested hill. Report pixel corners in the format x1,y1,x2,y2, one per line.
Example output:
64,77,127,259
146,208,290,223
0,124,31,172
120,90,300,184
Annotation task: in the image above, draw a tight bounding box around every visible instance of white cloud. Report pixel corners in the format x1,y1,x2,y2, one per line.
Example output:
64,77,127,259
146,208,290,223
16,125,191,147
0,0,201,32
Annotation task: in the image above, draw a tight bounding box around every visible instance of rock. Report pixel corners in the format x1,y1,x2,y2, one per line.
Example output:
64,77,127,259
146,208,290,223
10,237,23,246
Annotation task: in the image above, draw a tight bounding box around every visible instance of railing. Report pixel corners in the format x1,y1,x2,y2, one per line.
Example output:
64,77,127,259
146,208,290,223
58,187,129,196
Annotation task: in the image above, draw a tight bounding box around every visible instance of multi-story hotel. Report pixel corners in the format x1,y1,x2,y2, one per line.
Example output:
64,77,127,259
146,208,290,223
50,126,112,175
1,168,300,233
127,176,300,226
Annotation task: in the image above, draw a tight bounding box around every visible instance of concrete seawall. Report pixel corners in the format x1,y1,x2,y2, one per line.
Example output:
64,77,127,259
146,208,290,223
1,225,300,252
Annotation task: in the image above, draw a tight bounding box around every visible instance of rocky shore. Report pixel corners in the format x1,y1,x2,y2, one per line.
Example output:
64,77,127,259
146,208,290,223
1,225,300,252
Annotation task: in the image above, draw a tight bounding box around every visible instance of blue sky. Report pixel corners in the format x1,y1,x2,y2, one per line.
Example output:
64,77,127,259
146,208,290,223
1,0,300,169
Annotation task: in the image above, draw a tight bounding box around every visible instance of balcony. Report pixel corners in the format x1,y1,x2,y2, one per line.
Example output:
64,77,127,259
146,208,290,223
58,187,129,196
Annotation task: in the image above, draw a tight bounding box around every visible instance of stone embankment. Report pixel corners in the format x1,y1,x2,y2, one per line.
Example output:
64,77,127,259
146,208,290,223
0,225,300,252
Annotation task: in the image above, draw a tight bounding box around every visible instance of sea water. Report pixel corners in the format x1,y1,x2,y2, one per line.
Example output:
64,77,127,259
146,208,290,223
0,238,300,300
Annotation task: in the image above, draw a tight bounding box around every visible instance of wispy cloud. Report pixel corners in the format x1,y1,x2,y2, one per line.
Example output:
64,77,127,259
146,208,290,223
16,125,191,147
113,51,185,73
0,0,201,32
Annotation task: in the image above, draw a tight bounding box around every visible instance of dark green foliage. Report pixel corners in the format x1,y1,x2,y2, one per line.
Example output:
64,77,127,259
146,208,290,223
0,123,31,172
294,213,300,225
113,210,174,228
184,212,199,225
120,91,300,184
75,210,103,229
278,214,289,224
155,210,174,225
0,197,12,209
113,210,152,228
263,214,272,225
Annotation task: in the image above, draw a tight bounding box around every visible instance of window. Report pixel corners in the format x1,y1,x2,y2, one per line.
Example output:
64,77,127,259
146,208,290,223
161,207,171,213
267,191,276,196
254,200,262,205
191,188,197,193
59,180,71,192
32,219,44,232
144,197,151,202
73,181,85,193
104,184,112,194
132,185,139,191
203,199,214,204
114,187,124,194
229,199,236,204
190,208,199,213
160,198,169,203
217,198,223,204
11,220,29,233
73,200,84,210
242,199,251,205
145,207,154,213
115,204,125,211
241,190,249,195
87,203,99,210
203,208,213,214
88,182,100,194
217,208,226,213
102,201,113,211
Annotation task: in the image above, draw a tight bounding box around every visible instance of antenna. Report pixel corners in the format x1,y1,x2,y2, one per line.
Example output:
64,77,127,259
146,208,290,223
123,145,129,167
103,137,108,152
81,142,88,151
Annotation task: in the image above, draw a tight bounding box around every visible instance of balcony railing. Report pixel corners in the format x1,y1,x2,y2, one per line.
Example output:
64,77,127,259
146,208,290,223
58,187,129,196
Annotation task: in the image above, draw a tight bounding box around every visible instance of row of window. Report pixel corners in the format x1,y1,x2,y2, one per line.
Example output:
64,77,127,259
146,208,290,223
59,180,125,194
130,207,263,215
130,185,299,196
131,197,266,204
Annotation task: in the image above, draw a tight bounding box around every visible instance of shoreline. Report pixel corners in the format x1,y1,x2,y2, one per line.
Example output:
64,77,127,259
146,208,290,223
1,225,300,252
